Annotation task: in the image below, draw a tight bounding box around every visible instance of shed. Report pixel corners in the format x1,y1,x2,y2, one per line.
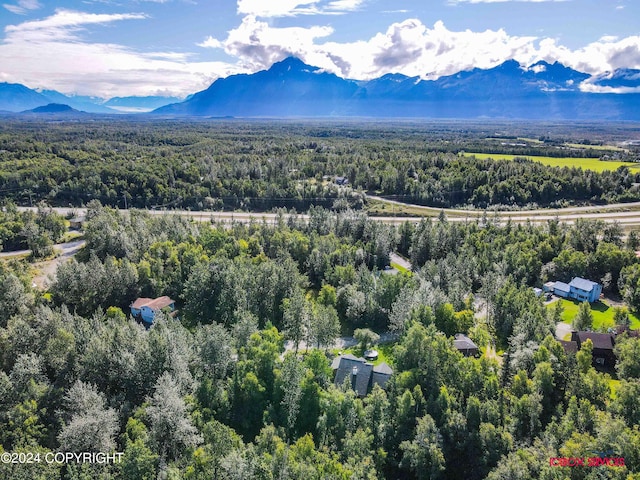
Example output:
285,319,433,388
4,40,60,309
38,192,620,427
453,334,479,357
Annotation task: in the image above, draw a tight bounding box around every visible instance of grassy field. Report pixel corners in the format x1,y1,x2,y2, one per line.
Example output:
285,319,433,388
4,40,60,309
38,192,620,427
563,143,627,152
464,152,640,172
557,298,640,330
366,198,446,217
390,261,411,274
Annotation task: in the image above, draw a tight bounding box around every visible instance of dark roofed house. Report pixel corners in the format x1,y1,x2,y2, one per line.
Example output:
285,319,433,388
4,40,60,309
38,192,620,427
453,334,479,357
130,296,176,326
332,354,393,397
559,339,578,355
371,362,393,390
571,331,616,368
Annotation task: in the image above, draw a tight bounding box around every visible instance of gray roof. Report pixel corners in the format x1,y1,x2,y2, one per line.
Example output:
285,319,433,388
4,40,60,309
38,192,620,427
453,334,478,351
333,356,393,397
331,353,359,370
372,371,391,389
373,362,393,375
569,277,599,292
554,281,570,293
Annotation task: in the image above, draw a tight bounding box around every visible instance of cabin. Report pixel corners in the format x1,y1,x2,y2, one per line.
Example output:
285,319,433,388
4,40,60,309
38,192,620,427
68,215,86,230
571,331,616,368
453,334,479,357
130,296,176,326
331,354,393,397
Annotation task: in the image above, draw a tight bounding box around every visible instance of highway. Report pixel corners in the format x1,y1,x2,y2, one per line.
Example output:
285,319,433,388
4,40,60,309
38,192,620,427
16,201,640,228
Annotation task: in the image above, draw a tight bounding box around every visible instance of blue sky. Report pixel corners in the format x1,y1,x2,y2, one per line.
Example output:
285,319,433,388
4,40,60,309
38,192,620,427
0,0,637,98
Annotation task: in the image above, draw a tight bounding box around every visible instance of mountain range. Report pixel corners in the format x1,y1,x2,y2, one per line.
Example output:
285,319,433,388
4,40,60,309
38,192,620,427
0,85,180,114
1,57,639,120
155,57,640,120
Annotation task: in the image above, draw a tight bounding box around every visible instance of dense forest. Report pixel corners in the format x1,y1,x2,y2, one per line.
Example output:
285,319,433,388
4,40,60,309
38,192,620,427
2,203,640,479
0,119,639,211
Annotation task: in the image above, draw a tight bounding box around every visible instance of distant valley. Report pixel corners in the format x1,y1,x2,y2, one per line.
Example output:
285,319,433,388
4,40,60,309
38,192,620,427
0,86,180,114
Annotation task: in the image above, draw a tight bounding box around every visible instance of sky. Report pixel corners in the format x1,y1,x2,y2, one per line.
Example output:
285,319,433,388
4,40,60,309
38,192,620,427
0,0,638,99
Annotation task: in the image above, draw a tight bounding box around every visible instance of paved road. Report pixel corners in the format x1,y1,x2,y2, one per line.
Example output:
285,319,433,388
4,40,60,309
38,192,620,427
0,239,86,259
20,194,640,228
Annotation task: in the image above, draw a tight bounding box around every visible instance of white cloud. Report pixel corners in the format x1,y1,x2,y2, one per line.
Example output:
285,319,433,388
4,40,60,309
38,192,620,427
205,16,541,79
580,84,640,94
236,0,365,17
203,15,640,84
199,15,334,70
325,0,366,11
448,0,566,3
4,7,640,99
3,0,40,15
533,36,640,74
0,9,243,98
4,10,148,41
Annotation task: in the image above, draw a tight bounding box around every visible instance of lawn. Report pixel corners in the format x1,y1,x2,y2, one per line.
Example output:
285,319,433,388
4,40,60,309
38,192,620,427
556,298,640,331
390,261,410,274
333,342,395,367
463,152,640,172
609,379,621,400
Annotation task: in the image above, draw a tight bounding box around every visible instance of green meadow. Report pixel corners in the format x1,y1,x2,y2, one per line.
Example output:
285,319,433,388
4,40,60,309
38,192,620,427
464,152,640,172
556,298,640,331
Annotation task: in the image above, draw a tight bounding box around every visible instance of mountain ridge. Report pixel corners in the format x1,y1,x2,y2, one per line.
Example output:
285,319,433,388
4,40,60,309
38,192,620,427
154,57,640,120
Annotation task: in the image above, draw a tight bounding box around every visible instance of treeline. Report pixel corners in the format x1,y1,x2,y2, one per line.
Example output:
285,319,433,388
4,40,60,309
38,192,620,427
3,206,640,478
0,120,639,211
0,203,66,257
